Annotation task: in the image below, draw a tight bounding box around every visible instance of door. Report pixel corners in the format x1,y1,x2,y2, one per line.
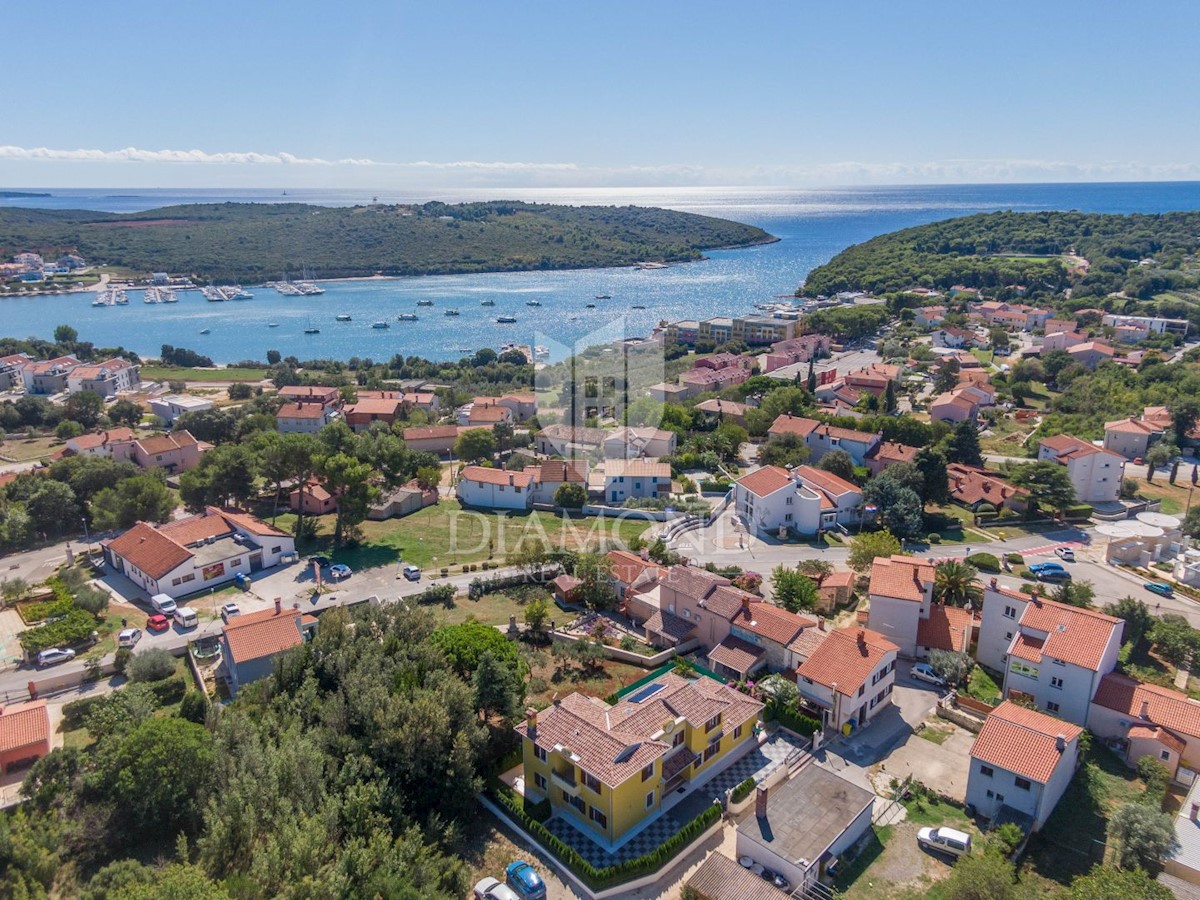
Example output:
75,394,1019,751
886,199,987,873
249,551,263,572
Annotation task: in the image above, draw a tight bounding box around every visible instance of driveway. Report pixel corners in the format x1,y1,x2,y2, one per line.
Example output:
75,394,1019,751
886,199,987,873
880,724,975,803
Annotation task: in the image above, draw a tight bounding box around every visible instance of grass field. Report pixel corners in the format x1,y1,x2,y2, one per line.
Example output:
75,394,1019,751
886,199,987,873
437,584,553,628
965,666,1001,704
1134,479,1196,516
139,366,269,382
0,435,65,462
524,653,649,708
277,501,655,572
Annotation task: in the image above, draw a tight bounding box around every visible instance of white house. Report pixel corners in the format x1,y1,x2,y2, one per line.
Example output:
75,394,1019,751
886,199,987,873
602,427,677,460
1104,409,1169,460
455,466,534,510
766,415,881,466
104,508,295,599
966,701,1082,831
1089,673,1200,782
732,464,862,538
66,358,140,398
865,555,973,660
150,394,214,425
276,401,339,434
222,603,318,697
796,627,899,732
1037,435,1124,504
977,581,1123,726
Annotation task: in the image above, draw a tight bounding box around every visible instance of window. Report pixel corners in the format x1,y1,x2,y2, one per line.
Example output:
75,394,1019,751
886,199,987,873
1005,632,1013,641
1015,777,1032,791
1050,676,1064,690
786,496,793,505
645,791,655,809
568,794,585,813
705,714,721,733
582,771,601,793
1046,701,1060,714
673,732,685,748
534,745,547,763
734,724,742,740
996,792,1005,802
858,684,865,697
702,742,720,763
980,765,994,778
1004,605,1017,620
1011,661,1039,680
1162,750,1172,761
589,807,607,829
534,773,547,791
181,573,195,583
986,789,994,799
271,545,281,553
231,558,242,567
784,513,793,522
641,763,654,782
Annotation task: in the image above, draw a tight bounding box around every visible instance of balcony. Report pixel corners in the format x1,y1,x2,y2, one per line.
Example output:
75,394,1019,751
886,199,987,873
551,769,580,796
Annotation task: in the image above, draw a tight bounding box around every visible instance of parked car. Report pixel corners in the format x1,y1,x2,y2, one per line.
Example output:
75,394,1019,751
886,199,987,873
403,564,421,581
1054,547,1075,562
150,593,177,616
329,563,352,580
307,555,331,569
174,607,199,629
1144,581,1174,597
505,861,547,900
221,602,241,622
36,647,76,668
472,878,520,900
117,628,142,649
146,613,171,632
917,826,972,859
911,662,946,687
1029,562,1071,582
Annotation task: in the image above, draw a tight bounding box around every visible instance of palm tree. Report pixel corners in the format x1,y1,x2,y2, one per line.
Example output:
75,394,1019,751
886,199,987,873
934,560,980,608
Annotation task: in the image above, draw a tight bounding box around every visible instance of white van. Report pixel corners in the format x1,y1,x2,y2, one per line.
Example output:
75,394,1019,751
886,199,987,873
917,826,972,858
150,593,177,616
403,564,421,581
174,607,198,629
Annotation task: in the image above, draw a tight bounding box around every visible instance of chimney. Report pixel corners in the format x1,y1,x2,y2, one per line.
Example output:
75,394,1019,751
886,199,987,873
509,473,515,486
857,629,866,644
1191,803,1200,823
1140,699,1151,720
274,597,282,615
526,707,538,738
755,784,769,818
742,594,751,614
990,577,998,589
818,617,825,632
1055,733,1066,753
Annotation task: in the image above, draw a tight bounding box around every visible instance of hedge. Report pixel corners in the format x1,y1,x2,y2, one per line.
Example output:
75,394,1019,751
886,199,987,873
18,596,73,625
61,675,186,730
965,553,1000,572
730,776,757,803
1004,553,1024,565
489,780,720,889
19,607,98,653
765,705,821,737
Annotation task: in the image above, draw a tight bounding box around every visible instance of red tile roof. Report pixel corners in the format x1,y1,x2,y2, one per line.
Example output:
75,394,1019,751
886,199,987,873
866,441,919,466
1017,596,1123,671
709,635,766,674
67,427,136,451
767,414,820,438
794,465,860,499
607,549,662,586
1091,673,1200,740
106,521,194,579
947,463,1028,507
403,425,459,441
460,465,534,488
797,627,899,696
276,402,328,420
0,699,50,754
916,605,973,654
868,555,934,603
736,465,793,497
1040,433,1124,461
603,459,671,478
729,601,814,646
1129,723,1186,755
223,612,312,663
971,701,1082,783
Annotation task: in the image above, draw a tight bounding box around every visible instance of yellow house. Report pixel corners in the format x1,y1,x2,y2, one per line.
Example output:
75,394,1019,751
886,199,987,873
515,672,763,847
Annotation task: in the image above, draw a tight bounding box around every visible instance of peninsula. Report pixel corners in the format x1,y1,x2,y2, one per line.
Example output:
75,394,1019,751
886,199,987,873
0,200,775,283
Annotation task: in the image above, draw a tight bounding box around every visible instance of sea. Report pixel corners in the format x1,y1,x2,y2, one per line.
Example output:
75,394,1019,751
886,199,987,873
2,182,1200,364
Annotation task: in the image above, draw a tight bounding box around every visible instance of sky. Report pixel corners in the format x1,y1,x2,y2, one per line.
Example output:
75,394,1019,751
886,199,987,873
4,0,1200,189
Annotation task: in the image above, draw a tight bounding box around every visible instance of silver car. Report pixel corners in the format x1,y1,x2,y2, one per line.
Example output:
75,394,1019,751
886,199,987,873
36,647,76,668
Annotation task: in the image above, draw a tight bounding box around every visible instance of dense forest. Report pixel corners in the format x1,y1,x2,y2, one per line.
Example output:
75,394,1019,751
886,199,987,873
801,210,1200,305
0,201,774,283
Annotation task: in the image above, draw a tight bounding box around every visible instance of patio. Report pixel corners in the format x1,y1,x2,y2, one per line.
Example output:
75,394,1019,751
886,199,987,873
540,730,809,869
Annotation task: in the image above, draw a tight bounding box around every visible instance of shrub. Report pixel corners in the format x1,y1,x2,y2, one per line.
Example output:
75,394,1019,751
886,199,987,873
764,704,821,737
146,675,187,705
619,635,637,652
965,552,1001,572
18,595,74,625
416,583,456,607
114,646,132,675
1005,553,1024,565
992,821,1025,855
927,533,942,544
1137,756,1171,810
731,776,757,803
179,690,210,724
128,648,177,683
19,607,97,654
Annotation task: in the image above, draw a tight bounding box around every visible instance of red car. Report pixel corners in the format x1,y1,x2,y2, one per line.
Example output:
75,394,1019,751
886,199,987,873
146,614,170,632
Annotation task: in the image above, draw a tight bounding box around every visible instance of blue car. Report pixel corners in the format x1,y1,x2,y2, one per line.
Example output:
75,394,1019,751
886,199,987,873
505,861,547,900
1144,581,1174,598
1028,562,1071,582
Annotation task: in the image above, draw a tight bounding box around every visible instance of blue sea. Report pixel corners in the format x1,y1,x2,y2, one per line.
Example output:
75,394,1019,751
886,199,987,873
2,183,1199,364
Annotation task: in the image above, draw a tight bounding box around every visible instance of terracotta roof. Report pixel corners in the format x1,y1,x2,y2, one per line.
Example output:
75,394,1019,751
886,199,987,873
277,385,339,401
276,402,328,420
527,459,587,484
218,507,289,538
224,612,311,663
704,585,756,620
767,414,820,438
730,601,814,646
603,459,671,478
916,605,973,654
736,465,793,498
866,442,919,466
971,701,1082,783
1016,595,1123,671
796,627,899,696
810,421,878,445
947,463,1028,507
695,399,748,417
794,465,860,498
709,635,767,674
460,465,534,488
868,555,934,603
787,624,831,661
537,423,607,446
1104,416,1161,435
644,609,698,641
106,521,193,578
1039,434,1123,461
1009,632,1046,663
468,405,510,424
1129,723,1187,755
345,398,403,416
403,424,459,441
552,574,582,594
686,851,787,900
1092,673,1200,740
69,357,134,381
67,427,137,450
0,699,50,754
661,565,730,601
136,431,198,455
607,549,661,585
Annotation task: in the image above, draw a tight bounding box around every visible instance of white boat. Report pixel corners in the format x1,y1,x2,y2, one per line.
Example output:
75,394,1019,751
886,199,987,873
496,315,517,324
295,281,324,295
111,288,128,305
91,296,108,307
336,314,352,322
199,328,211,335
162,288,178,303
227,286,253,300
371,321,389,329
202,285,225,302
444,308,460,316
268,322,279,327
416,299,434,307
480,298,496,306
526,300,542,306
397,313,418,321
143,287,162,304
304,326,320,334
535,345,550,359
271,280,303,296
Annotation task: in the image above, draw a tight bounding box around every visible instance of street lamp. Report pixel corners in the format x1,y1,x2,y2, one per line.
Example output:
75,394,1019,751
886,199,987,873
80,517,91,559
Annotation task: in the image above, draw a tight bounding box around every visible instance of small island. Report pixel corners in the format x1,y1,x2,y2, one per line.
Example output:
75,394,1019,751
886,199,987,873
0,200,775,283
0,190,52,198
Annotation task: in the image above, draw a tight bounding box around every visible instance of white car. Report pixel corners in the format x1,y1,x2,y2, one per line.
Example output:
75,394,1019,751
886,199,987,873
911,663,946,687
117,628,142,649
220,602,241,622
1055,547,1075,562
36,647,76,668
472,877,520,900
918,826,972,858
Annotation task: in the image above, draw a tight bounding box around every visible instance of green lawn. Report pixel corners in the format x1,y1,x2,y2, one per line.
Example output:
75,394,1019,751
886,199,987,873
970,348,994,366
438,584,552,627
965,666,1001,704
279,502,654,573
140,366,269,382
0,435,65,462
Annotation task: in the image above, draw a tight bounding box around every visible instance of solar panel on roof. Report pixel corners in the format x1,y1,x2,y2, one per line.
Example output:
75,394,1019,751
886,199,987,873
628,683,666,703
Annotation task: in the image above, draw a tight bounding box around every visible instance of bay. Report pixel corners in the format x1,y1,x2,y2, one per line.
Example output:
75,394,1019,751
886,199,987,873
2,182,1199,364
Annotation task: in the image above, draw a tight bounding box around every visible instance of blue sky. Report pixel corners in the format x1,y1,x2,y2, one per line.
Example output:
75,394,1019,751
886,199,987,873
4,0,1199,188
